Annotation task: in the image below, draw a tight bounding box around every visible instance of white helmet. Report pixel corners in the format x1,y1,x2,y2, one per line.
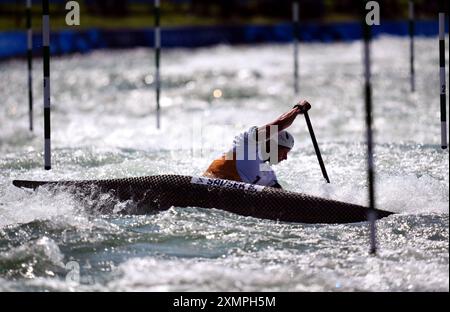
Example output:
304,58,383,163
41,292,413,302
277,130,295,149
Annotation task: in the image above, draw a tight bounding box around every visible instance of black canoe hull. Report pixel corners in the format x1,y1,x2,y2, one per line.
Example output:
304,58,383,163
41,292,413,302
12,174,393,224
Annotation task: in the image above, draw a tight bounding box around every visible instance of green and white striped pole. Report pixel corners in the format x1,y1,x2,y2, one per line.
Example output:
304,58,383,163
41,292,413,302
439,1,447,149
26,0,33,131
42,0,51,169
293,1,299,94
154,0,161,129
409,0,415,92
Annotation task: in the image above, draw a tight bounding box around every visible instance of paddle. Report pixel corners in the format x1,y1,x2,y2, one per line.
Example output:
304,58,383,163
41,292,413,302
303,111,330,183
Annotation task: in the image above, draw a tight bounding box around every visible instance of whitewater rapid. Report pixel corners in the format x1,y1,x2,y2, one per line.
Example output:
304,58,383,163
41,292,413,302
0,36,448,291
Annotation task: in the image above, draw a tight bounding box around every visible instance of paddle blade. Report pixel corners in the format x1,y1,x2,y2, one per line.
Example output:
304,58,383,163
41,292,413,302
13,180,51,190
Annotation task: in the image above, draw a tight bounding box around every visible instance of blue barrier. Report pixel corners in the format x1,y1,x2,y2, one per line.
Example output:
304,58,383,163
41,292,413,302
0,20,448,59
0,32,27,58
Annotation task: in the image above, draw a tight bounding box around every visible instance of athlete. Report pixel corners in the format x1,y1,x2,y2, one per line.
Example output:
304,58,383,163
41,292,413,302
203,100,311,189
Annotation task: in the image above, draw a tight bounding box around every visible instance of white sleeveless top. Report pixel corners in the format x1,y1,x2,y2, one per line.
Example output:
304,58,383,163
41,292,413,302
231,126,279,187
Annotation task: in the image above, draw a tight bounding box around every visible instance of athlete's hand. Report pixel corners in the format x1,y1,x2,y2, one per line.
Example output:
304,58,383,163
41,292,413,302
293,100,311,114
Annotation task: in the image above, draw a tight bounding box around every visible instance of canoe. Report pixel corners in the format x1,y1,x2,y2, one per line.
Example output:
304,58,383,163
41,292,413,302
13,174,393,224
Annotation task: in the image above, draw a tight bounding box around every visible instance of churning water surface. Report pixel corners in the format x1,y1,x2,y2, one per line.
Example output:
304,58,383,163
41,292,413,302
0,36,448,291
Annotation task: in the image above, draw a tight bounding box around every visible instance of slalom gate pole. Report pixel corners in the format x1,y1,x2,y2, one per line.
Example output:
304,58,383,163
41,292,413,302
26,0,33,131
293,1,299,94
363,1,377,255
42,0,51,170
439,0,447,149
155,0,161,129
409,0,415,92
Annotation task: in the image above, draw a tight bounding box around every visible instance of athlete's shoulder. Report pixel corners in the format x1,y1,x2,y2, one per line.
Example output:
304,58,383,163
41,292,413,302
233,126,258,144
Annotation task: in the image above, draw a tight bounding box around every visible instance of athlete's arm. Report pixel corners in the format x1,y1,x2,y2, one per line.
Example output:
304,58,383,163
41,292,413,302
257,100,311,140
